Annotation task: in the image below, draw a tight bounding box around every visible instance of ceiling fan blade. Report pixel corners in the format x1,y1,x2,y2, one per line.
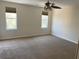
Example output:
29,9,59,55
51,5,62,9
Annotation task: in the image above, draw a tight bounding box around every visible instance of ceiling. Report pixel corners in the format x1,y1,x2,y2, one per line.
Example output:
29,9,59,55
2,0,79,7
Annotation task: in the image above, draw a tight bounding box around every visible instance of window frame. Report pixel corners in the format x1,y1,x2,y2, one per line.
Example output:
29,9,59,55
41,14,49,29
5,7,17,30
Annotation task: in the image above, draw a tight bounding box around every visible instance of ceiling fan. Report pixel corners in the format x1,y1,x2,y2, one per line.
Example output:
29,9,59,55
44,0,62,11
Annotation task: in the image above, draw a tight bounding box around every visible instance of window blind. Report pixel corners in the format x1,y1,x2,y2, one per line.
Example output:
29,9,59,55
6,7,16,13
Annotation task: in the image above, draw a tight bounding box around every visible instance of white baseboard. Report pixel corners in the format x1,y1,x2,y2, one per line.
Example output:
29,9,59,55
0,33,50,40
52,34,78,44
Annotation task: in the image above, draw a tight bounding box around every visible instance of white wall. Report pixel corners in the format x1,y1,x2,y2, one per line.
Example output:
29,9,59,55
51,5,79,44
0,1,51,39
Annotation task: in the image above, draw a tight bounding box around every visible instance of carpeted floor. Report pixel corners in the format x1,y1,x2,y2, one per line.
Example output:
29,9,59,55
0,35,77,59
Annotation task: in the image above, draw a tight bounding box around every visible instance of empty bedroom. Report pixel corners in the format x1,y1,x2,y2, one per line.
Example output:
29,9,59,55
0,0,79,59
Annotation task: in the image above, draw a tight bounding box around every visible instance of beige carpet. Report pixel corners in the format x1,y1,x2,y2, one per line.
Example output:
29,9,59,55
0,35,77,59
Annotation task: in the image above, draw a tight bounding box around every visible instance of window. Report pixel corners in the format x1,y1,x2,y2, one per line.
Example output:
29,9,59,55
41,11,48,28
5,7,17,30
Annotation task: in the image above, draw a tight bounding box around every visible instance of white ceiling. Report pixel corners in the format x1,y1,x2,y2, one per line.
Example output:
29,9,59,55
2,0,79,7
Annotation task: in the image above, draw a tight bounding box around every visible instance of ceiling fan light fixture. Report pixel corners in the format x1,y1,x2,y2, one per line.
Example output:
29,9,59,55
44,5,52,11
